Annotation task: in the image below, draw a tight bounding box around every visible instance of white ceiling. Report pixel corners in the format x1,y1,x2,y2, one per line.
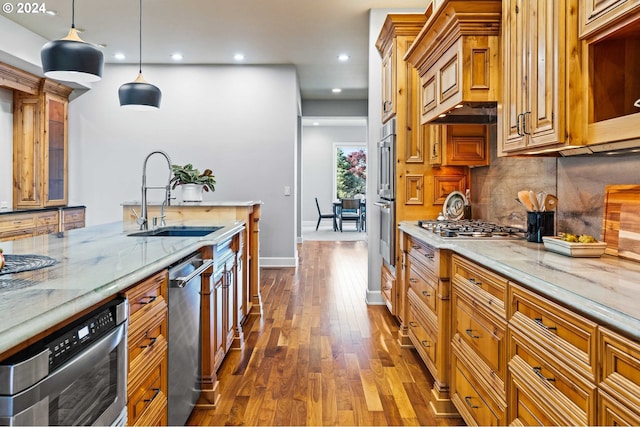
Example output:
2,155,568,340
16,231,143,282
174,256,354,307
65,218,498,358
5,0,428,101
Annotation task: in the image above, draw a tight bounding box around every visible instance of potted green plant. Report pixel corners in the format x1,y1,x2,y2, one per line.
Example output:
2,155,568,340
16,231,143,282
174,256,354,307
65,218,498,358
170,163,216,202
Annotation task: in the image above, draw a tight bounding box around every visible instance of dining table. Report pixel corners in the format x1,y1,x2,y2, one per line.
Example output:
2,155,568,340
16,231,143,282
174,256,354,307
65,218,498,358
332,198,366,231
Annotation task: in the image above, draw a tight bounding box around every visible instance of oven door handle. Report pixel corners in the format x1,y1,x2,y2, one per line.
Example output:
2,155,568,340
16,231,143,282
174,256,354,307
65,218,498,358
374,201,391,209
0,323,126,418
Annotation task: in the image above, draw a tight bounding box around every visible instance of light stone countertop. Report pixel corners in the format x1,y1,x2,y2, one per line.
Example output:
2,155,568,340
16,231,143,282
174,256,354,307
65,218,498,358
0,220,245,356
121,200,263,207
399,222,640,341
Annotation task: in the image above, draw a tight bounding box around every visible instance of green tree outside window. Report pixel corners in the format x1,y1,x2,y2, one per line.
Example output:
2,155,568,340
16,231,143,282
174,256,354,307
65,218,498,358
336,148,367,198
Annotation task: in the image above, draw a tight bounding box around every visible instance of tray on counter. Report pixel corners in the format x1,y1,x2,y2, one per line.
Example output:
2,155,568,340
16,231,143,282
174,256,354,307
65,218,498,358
542,237,607,258
0,254,57,275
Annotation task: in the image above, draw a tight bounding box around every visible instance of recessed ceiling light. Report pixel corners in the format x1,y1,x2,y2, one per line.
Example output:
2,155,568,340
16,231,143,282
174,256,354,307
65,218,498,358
332,88,342,93
171,53,183,61
45,9,57,16
338,54,350,62
114,52,126,60
234,53,245,61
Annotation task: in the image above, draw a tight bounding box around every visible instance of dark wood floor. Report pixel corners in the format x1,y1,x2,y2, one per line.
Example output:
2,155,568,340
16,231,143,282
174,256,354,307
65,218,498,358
188,240,463,426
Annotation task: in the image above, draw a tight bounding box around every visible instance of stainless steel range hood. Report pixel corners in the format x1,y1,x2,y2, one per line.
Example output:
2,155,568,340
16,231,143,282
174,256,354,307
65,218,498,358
428,102,497,124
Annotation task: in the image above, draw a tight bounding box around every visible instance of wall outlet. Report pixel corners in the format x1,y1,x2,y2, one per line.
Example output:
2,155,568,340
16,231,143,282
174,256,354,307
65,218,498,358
284,186,291,196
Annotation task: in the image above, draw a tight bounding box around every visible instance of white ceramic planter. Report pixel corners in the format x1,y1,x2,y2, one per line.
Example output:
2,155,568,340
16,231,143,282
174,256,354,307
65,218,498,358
181,184,203,202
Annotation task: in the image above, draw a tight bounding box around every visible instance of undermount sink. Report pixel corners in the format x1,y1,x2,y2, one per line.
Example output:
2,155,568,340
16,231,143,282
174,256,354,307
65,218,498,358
128,226,223,237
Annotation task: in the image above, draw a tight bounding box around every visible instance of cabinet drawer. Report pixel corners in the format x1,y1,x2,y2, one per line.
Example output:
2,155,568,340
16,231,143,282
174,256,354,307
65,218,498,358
128,353,167,426
133,391,167,427
451,354,504,426
62,208,85,224
598,388,640,426
36,224,58,235
0,228,35,241
407,304,437,370
509,328,597,425
381,263,394,313
36,211,58,226
128,301,168,365
452,290,506,382
451,254,507,319
408,265,437,314
124,270,168,320
599,327,640,414
0,214,35,231
407,235,437,274
510,283,597,381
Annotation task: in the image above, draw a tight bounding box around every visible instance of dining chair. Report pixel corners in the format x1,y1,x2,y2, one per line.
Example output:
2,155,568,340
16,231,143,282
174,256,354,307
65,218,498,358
315,197,336,231
339,198,362,232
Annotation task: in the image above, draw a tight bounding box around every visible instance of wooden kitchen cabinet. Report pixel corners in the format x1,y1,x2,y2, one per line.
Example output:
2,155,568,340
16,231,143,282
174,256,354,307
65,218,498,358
401,233,457,417
582,9,640,147
61,206,86,231
500,0,583,155
598,327,640,424
122,269,169,426
429,125,489,167
580,0,640,37
450,254,507,426
0,207,85,242
13,80,71,208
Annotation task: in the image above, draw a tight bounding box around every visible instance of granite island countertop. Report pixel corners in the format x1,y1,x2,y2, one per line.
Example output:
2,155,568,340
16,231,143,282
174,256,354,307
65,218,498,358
399,221,640,341
0,220,245,356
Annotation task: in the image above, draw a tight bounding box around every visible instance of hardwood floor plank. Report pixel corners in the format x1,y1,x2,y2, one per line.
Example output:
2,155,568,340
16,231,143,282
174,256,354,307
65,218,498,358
187,241,464,426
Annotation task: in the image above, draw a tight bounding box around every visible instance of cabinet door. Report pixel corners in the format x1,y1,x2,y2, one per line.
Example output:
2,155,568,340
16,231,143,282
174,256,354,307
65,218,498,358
213,273,225,369
501,0,567,152
381,46,395,122
13,95,42,208
44,94,68,206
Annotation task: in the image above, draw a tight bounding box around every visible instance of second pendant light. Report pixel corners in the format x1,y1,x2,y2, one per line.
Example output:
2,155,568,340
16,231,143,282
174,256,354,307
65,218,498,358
119,0,161,110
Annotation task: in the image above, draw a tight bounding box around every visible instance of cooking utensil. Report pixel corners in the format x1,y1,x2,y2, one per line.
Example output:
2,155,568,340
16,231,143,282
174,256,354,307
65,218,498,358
538,191,547,211
518,190,533,211
543,194,558,211
529,190,540,211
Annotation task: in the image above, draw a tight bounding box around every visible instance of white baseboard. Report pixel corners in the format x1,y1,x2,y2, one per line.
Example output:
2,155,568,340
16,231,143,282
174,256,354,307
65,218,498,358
260,256,298,268
365,289,385,305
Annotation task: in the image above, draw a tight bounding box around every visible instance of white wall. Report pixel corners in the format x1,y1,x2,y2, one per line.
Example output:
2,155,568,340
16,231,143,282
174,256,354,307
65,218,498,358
0,88,12,208
301,125,367,222
67,63,299,265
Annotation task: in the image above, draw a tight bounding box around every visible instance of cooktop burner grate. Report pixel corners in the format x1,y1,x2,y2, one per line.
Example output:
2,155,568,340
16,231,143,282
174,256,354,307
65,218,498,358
417,219,525,239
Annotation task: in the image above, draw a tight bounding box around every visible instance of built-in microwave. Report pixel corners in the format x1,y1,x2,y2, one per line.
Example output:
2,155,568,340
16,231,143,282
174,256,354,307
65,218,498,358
0,298,128,426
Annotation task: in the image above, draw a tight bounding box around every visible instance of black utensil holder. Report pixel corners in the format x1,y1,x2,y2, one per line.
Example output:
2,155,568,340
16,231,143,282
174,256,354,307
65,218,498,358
526,211,554,243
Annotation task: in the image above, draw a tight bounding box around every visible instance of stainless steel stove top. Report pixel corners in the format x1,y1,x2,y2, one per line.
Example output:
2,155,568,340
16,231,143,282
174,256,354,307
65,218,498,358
417,219,525,239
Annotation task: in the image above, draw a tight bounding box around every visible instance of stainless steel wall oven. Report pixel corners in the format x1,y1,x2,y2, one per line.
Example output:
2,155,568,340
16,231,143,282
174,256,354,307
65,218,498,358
376,117,397,267
0,298,128,426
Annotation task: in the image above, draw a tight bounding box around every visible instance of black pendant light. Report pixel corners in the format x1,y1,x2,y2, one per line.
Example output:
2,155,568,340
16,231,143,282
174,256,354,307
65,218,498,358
119,0,161,110
41,0,103,83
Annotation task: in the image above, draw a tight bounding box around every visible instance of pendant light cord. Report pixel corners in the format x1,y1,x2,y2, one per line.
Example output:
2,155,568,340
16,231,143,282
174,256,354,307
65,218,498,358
71,0,75,28
138,0,143,74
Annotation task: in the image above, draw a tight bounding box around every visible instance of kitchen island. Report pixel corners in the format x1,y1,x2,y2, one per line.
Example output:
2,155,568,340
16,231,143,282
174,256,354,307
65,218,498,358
398,221,640,426
0,220,244,357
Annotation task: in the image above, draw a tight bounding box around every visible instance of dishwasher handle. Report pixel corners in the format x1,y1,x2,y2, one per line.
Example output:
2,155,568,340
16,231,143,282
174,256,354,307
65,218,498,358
172,259,213,288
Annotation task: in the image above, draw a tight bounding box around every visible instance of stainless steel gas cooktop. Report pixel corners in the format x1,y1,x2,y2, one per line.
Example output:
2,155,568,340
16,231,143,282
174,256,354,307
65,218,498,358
417,219,525,239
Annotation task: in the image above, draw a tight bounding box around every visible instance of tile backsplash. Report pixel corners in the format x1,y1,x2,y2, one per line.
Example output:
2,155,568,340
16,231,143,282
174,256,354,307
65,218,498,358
472,138,640,239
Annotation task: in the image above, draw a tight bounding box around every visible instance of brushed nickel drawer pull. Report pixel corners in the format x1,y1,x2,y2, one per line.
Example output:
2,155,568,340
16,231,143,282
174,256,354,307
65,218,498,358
144,388,161,403
465,329,480,339
425,253,434,259
422,290,431,298
140,336,158,349
409,321,418,328
533,367,555,382
468,278,482,286
421,340,431,348
137,295,157,305
464,396,480,409
534,317,557,331
409,278,418,283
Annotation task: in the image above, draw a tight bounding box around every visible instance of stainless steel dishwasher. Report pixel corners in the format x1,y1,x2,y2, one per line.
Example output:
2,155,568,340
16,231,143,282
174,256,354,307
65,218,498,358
167,253,213,426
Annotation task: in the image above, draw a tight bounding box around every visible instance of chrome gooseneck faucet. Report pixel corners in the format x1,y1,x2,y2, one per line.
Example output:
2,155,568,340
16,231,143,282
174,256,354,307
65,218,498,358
137,150,173,230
